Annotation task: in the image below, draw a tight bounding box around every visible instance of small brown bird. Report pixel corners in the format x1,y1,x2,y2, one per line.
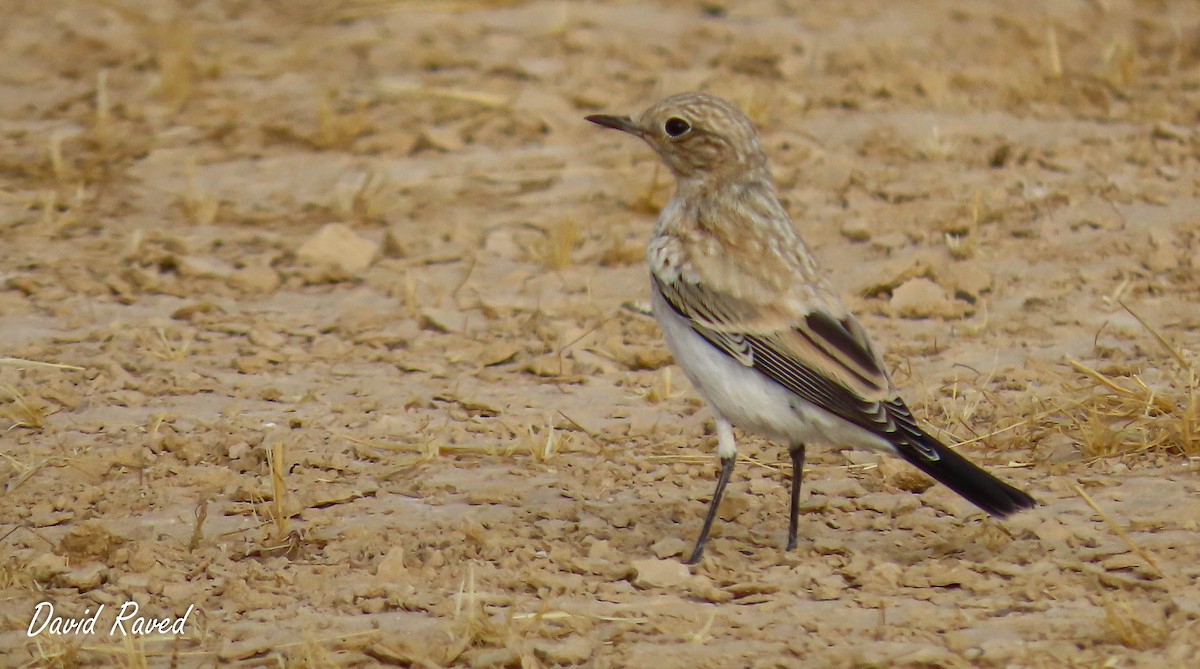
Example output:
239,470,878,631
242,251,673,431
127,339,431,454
586,93,1036,563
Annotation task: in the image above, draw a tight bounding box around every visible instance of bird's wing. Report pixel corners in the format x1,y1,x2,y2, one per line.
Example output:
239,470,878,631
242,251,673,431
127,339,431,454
653,271,941,460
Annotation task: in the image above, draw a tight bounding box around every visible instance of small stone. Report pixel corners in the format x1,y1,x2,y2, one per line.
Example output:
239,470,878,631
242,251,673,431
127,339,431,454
228,265,281,293
247,328,286,349
843,451,880,466
808,478,866,499
128,546,158,572
858,492,902,514
688,574,734,602
375,547,408,583
175,255,234,279
871,231,909,251
161,582,200,605
920,486,969,517
839,218,872,242
233,355,270,374
59,564,108,590
928,565,981,588
171,301,223,321
419,309,469,334
532,636,593,665
412,126,464,153
1147,228,1180,272
466,648,521,668
523,354,573,377
717,482,753,521
812,537,848,555
630,347,673,371
381,227,408,258
876,459,935,493
649,537,688,559
116,574,150,591
58,522,125,560
1151,122,1190,142
630,558,692,588
477,343,519,367
219,637,276,662
899,568,931,588
297,223,378,275
890,277,951,318
937,263,992,300
810,573,847,600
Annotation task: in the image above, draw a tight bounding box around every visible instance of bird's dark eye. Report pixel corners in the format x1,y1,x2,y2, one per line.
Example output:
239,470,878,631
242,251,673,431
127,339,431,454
664,117,691,137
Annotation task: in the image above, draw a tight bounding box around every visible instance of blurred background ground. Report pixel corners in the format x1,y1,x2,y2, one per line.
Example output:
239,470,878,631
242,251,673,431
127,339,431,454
2,0,1200,666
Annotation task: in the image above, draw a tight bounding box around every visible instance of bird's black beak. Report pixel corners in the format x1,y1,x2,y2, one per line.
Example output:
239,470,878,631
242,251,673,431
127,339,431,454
585,114,642,136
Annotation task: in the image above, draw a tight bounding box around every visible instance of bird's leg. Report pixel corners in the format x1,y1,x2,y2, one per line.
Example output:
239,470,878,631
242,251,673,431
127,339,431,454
686,418,737,564
787,443,807,551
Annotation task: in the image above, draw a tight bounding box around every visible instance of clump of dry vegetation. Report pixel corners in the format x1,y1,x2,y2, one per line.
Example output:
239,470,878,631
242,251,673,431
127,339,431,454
535,218,581,271
1064,305,1200,459
1102,595,1171,650
0,384,48,430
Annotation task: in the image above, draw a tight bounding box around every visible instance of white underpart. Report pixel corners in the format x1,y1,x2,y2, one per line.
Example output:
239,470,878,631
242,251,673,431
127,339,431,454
651,287,898,456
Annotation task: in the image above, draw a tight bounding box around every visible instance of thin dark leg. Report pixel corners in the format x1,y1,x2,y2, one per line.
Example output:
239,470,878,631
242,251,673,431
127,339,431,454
685,454,736,564
786,443,806,551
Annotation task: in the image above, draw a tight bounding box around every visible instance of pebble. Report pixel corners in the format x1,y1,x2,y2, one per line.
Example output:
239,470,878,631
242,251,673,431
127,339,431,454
533,636,593,665
808,478,866,499
839,218,872,242
228,265,281,293
375,546,408,582
297,222,378,275
60,564,108,590
630,558,692,588
890,277,952,318
649,537,688,559
176,255,234,279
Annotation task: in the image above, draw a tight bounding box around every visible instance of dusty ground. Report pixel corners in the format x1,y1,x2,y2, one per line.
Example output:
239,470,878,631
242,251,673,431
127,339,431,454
3,0,1200,667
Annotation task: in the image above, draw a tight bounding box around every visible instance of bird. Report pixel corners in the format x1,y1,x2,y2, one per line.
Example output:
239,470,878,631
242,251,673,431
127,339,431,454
585,92,1036,564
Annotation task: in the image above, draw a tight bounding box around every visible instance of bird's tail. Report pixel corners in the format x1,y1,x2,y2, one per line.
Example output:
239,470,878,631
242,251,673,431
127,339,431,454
893,432,1036,517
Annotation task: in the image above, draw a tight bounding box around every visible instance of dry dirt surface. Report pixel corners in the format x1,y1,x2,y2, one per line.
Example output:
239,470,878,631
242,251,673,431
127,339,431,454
3,1,1200,667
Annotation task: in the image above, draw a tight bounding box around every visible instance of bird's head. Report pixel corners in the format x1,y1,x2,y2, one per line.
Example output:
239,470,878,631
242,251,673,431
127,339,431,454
586,92,768,186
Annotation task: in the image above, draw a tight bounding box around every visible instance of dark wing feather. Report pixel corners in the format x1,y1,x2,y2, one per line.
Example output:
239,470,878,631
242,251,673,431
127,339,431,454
653,273,1038,517
653,273,938,459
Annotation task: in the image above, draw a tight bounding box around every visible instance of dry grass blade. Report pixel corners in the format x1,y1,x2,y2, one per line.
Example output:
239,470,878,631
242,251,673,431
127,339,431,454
1120,300,1192,372
334,1,525,22
0,358,84,371
1073,483,1162,579
647,453,783,473
510,610,647,624
688,609,719,644
556,410,607,447
1046,25,1063,79
181,161,219,226
119,635,150,669
266,440,289,539
189,495,209,552
2,456,54,494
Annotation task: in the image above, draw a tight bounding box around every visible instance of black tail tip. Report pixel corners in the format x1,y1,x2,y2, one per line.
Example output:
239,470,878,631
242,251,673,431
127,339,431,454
979,486,1038,518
